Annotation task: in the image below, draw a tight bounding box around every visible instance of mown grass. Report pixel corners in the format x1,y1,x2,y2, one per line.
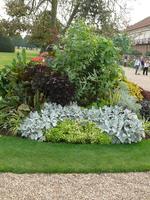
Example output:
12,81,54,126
0,136,150,173
0,49,39,67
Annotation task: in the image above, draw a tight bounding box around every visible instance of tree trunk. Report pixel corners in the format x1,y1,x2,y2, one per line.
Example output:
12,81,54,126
63,2,80,33
81,0,91,18
51,0,58,28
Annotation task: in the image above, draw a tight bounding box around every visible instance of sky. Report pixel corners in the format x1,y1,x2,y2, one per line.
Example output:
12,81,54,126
0,0,150,25
128,0,150,25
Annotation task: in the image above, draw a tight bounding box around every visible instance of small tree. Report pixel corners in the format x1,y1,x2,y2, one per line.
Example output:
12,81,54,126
113,33,132,55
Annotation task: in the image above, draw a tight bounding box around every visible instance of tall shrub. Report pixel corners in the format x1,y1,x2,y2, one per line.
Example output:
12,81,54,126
54,20,122,106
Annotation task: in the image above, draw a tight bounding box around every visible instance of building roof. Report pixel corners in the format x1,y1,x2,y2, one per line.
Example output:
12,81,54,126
127,16,150,31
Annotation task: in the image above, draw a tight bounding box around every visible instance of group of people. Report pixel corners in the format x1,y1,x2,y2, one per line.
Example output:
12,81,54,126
123,56,150,76
134,57,150,75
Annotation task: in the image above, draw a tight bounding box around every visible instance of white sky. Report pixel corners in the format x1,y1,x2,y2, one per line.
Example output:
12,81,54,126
0,1,6,18
0,0,150,25
128,0,150,25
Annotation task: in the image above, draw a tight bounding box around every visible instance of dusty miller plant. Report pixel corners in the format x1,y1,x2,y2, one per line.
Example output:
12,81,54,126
20,103,145,143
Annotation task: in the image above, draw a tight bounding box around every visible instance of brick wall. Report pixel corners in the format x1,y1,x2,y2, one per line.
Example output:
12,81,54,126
133,44,150,54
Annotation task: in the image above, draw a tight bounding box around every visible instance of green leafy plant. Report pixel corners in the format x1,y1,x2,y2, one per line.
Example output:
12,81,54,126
45,119,112,144
92,88,121,107
54,20,121,106
0,49,31,134
12,48,27,68
0,97,30,135
0,49,27,99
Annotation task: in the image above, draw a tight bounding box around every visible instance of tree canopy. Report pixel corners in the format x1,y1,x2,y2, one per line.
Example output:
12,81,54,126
0,0,132,46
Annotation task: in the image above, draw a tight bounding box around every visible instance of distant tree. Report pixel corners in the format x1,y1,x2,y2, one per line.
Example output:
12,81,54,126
23,35,37,48
0,35,15,52
11,35,24,47
11,35,35,48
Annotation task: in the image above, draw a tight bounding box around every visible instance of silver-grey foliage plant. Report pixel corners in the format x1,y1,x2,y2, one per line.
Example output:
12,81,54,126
118,82,141,115
20,103,145,143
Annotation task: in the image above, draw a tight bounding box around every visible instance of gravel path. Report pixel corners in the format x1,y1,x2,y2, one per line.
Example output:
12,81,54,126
0,173,150,200
123,67,150,91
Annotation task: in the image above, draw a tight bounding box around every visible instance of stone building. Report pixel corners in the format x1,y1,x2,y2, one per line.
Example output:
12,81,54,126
127,17,150,54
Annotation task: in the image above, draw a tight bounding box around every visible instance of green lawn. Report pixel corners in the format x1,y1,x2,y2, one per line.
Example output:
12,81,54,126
0,49,39,67
0,136,150,173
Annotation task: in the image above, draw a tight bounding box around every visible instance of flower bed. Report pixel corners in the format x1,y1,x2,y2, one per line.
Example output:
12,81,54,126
0,21,147,145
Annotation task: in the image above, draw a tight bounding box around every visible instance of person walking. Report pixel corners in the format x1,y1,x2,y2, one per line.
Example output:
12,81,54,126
143,60,150,75
124,55,128,67
141,57,145,70
134,57,141,75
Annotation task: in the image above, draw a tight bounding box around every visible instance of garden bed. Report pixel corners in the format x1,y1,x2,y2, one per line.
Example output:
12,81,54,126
0,21,150,174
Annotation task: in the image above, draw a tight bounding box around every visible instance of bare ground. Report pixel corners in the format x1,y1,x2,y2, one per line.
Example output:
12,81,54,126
123,67,150,91
0,173,150,200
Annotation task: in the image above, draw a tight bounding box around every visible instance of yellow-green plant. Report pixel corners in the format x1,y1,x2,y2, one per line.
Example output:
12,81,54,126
144,122,150,135
45,119,112,144
108,88,121,106
125,80,143,101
